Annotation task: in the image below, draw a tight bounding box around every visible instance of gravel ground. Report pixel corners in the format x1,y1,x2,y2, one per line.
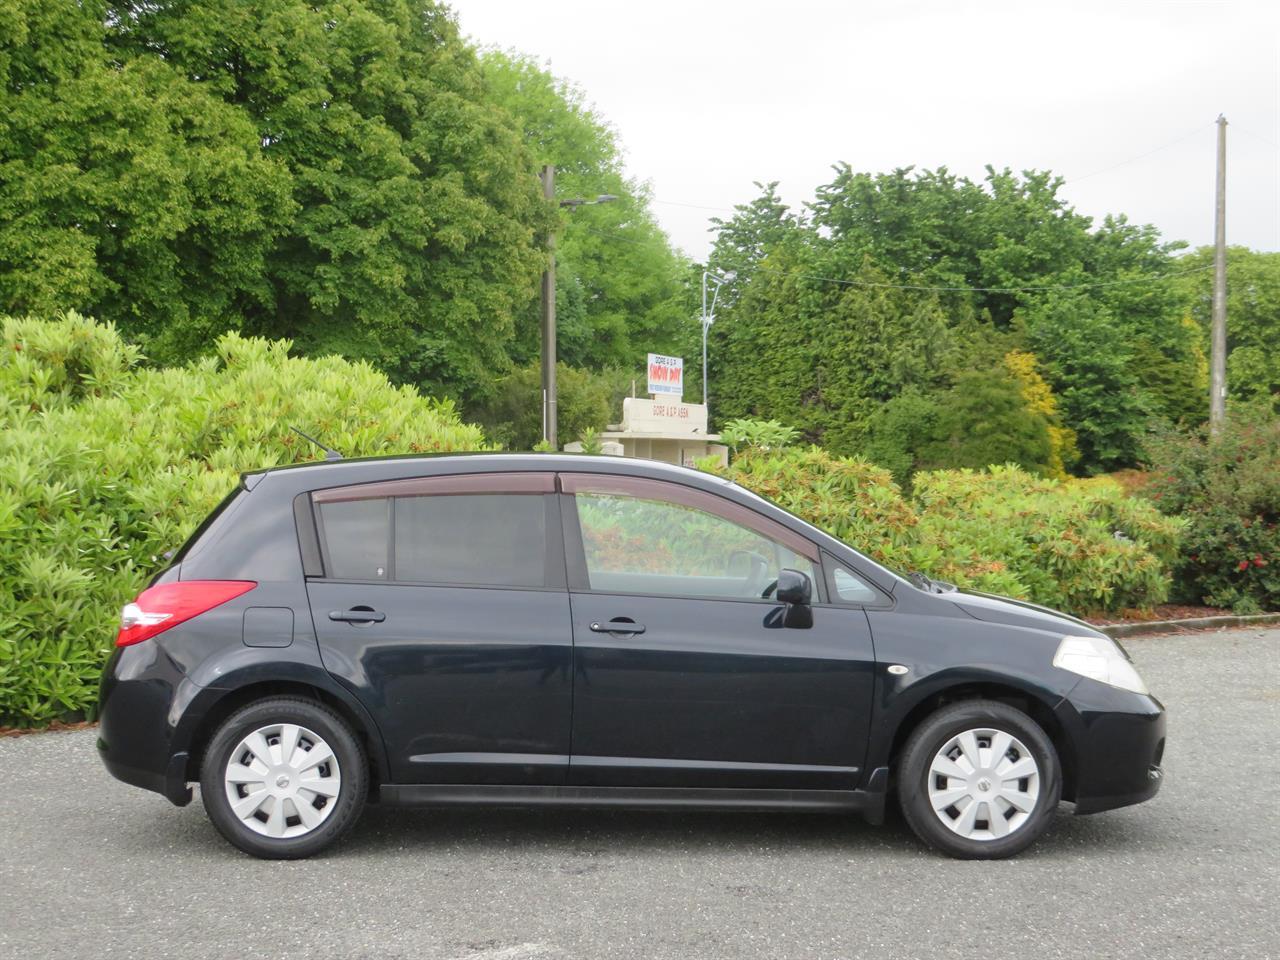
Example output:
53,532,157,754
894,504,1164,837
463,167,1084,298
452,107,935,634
1,628,1277,960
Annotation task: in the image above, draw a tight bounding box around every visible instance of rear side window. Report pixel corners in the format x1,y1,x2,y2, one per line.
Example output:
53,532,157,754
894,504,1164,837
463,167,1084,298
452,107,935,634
394,494,545,587
311,473,554,588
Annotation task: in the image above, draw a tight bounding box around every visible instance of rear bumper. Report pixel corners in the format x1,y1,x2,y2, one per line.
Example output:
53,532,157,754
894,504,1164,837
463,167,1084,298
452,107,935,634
96,645,198,807
97,740,192,806
1055,682,1166,816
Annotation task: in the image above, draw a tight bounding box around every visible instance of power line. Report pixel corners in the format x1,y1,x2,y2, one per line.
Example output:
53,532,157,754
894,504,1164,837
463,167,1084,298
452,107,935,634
754,264,1216,294
1060,123,1215,185
580,224,1216,293
644,122,1221,216
1233,125,1280,151
650,198,739,213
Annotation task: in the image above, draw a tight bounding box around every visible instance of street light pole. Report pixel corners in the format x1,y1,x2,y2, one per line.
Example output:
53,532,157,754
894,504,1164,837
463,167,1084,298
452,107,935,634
540,165,557,449
701,270,727,408
539,166,618,449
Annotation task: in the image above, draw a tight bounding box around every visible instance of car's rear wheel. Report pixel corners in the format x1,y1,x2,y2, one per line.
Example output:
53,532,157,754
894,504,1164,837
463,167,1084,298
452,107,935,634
200,697,367,859
898,699,1061,859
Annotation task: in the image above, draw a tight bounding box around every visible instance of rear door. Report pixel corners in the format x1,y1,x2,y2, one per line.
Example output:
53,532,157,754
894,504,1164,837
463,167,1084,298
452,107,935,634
304,472,572,786
560,473,877,790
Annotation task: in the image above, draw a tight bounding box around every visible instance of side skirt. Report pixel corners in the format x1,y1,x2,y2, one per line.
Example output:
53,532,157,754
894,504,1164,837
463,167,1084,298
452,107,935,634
379,776,889,825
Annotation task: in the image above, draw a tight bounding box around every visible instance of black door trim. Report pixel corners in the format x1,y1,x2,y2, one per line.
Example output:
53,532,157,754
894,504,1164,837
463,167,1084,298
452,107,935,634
378,780,888,823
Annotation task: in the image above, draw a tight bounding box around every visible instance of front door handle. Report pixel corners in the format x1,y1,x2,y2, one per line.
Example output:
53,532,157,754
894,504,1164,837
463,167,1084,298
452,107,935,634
590,619,646,635
329,608,385,624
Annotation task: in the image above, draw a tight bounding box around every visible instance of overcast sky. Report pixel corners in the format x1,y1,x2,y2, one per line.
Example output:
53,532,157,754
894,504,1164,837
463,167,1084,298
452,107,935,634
451,0,1279,262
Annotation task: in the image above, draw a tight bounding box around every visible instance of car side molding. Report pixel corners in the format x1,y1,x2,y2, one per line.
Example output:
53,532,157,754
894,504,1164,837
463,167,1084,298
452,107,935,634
377,778,889,824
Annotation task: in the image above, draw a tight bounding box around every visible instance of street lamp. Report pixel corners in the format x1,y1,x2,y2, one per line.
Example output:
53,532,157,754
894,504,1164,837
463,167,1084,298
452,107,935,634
701,269,728,408
541,164,618,449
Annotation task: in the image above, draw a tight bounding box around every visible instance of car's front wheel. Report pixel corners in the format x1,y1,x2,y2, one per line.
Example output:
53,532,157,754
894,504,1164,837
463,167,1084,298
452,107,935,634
898,699,1061,859
200,697,367,859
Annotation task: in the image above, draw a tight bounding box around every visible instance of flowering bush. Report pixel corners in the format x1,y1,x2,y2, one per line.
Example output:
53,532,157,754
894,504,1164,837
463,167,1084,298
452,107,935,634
710,447,1182,614
1145,411,1280,612
1,314,488,726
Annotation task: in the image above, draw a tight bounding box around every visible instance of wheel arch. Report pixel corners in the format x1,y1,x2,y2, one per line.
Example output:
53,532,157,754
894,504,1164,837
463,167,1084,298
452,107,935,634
883,679,1077,802
182,677,390,791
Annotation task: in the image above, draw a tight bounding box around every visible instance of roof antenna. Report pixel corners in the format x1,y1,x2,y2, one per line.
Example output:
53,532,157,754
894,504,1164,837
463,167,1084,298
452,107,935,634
290,426,343,461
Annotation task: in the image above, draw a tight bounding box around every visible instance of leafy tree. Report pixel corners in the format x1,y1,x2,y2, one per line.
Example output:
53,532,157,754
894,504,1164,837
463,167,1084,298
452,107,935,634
0,2,293,341
919,366,1054,476
707,245,951,456
1178,246,1280,410
1,1,554,403
1004,349,1079,477
470,360,635,451
707,182,802,298
706,164,1203,475
479,51,689,372
1021,290,1150,473
860,387,941,486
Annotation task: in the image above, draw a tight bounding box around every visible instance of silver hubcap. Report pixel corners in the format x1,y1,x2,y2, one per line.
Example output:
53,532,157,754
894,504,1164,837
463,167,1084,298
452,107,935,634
223,723,341,838
927,727,1040,841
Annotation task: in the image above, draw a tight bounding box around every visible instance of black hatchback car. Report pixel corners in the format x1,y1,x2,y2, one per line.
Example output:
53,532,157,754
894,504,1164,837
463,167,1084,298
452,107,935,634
98,454,1164,859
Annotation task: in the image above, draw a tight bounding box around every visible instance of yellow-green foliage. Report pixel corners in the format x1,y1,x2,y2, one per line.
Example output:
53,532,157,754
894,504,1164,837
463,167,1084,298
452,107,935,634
716,448,1182,615
1,314,489,726
1003,350,1079,479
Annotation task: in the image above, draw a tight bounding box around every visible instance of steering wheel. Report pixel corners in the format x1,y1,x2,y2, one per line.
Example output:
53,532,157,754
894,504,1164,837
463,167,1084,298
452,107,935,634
728,550,771,596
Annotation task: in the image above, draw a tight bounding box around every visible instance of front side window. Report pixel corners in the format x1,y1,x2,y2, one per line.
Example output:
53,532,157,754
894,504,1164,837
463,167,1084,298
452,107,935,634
567,477,817,600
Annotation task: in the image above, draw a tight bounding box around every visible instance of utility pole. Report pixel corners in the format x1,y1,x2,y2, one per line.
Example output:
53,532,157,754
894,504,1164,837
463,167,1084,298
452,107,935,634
539,167,617,449
1210,114,1228,435
540,165,557,449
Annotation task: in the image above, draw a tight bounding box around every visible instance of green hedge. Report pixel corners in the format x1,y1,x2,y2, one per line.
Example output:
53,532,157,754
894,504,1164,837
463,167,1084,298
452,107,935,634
1,314,488,726
713,447,1182,615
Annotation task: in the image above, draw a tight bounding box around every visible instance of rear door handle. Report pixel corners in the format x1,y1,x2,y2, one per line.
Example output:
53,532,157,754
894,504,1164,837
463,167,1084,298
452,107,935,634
590,619,646,635
329,608,385,624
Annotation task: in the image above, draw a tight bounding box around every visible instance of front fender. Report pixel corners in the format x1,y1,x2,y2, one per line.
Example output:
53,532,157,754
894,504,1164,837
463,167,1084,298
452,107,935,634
864,606,1077,779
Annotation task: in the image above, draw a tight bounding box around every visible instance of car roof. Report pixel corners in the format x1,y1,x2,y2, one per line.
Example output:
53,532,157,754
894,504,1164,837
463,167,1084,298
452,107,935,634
246,451,734,489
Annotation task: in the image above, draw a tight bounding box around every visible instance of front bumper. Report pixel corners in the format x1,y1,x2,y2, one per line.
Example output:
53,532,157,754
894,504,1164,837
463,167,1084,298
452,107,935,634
1055,680,1166,815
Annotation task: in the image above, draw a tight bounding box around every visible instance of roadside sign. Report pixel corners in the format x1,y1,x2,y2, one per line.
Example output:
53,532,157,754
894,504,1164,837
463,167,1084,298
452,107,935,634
647,353,683,398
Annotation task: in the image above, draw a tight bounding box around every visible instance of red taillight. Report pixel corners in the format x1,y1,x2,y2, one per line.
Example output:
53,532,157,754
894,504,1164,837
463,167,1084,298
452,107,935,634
116,580,257,647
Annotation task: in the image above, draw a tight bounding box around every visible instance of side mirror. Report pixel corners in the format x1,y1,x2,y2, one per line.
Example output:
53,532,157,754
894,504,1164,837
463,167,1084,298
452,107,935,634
776,568,812,606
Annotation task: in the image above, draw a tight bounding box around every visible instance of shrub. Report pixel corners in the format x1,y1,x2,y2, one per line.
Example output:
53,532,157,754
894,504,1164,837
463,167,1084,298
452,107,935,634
912,467,1182,613
1145,410,1280,612
712,447,1180,614
718,417,801,453
1,313,489,726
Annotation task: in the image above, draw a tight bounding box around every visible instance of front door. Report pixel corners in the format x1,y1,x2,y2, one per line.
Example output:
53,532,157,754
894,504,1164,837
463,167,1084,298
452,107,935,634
561,473,877,790
304,472,572,785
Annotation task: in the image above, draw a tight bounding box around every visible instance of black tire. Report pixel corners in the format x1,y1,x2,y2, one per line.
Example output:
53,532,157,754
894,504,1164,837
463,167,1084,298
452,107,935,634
200,696,368,859
898,699,1061,860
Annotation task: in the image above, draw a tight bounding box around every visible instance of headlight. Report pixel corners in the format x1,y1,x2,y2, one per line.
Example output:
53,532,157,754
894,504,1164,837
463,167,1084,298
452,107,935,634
1053,635,1148,695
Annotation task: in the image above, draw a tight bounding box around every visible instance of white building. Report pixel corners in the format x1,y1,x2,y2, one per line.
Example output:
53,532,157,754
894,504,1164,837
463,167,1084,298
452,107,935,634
564,397,728,467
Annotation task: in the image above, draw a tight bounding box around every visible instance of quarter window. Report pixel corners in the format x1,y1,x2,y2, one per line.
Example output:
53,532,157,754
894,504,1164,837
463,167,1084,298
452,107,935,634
831,564,879,604
317,498,390,580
